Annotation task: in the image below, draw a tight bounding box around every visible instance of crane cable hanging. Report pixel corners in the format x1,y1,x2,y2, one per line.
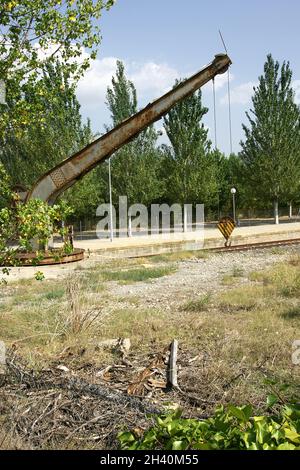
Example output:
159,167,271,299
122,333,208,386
219,30,233,155
227,65,233,155
212,77,218,150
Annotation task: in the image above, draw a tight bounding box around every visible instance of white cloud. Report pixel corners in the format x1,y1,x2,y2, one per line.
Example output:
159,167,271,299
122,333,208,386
77,56,119,109
215,71,234,91
293,80,300,104
219,80,300,107
130,61,179,95
77,54,180,112
31,44,118,110
220,81,257,106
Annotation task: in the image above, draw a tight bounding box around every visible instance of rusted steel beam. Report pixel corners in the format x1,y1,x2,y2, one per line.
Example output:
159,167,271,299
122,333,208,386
2,248,85,266
27,54,232,205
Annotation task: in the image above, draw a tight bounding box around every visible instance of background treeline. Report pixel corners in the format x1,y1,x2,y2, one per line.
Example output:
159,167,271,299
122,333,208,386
2,55,300,225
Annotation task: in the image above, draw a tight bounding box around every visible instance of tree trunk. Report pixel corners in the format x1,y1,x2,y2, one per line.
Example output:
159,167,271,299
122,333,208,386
289,202,293,219
274,199,279,225
128,216,132,237
183,205,188,233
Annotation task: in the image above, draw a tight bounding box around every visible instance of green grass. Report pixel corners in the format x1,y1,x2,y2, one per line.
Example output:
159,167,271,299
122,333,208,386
222,275,238,286
43,288,65,300
248,270,266,282
232,266,244,277
269,247,286,255
100,265,176,284
181,294,211,312
281,306,300,320
249,263,300,298
222,266,245,286
116,295,141,306
217,285,262,312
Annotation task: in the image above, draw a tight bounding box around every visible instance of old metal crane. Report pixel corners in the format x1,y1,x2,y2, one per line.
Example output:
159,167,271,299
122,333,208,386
24,53,231,205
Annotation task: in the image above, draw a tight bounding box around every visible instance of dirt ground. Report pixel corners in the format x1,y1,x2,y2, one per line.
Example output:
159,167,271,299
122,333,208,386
1,246,300,449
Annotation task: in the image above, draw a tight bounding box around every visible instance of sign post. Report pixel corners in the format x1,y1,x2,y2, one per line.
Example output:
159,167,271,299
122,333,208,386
217,216,236,246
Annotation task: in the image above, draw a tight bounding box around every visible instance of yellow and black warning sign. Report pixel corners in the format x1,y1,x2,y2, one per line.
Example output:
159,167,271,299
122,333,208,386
217,216,236,241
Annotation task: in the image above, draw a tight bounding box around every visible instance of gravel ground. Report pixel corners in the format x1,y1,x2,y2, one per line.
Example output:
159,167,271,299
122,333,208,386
110,248,300,309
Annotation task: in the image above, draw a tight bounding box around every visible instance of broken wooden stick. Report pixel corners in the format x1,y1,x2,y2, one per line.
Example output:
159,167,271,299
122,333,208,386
168,339,178,388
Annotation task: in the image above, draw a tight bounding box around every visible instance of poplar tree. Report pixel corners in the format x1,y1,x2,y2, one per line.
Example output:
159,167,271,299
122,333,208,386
241,54,300,224
105,61,162,207
163,82,218,207
0,61,93,187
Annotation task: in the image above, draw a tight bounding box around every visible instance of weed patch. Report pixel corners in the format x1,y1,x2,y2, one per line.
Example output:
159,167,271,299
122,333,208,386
101,266,176,284
181,294,211,312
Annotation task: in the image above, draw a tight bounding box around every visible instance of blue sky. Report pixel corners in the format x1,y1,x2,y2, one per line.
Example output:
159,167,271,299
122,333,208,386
77,0,300,154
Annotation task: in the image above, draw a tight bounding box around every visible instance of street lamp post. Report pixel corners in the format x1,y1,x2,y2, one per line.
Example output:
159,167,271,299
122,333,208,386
231,187,237,224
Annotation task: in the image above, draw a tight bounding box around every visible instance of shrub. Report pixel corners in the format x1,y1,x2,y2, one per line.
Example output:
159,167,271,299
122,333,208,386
0,163,73,271
119,403,300,450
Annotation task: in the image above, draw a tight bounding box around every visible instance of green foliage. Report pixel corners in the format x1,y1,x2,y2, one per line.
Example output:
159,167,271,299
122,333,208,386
162,82,218,208
101,265,176,284
0,162,13,208
119,403,300,450
181,293,211,312
0,0,115,137
0,168,74,268
241,54,300,217
217,152,250,215
17,199,73,251
105,61,163,207
1,61,94,187
106,60,138,127
63,166,107,220
34,271,45,281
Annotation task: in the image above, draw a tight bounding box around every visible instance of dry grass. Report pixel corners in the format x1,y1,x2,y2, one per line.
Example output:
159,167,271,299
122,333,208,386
1,255,300,374
0,272,111,368
0,260,178,367
0,426,29,450
149,250,210,263
100,308,179,352
0,251,300,449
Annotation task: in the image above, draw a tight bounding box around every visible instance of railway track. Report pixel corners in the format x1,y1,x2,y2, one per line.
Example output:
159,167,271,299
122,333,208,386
128,237,300,259
210,238,300,253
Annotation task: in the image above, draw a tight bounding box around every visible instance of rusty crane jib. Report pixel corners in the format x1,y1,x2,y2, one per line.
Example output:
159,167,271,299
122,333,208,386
25,53,232,205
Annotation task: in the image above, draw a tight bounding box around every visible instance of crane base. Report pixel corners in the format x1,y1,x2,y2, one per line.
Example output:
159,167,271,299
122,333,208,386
1,248,85,267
